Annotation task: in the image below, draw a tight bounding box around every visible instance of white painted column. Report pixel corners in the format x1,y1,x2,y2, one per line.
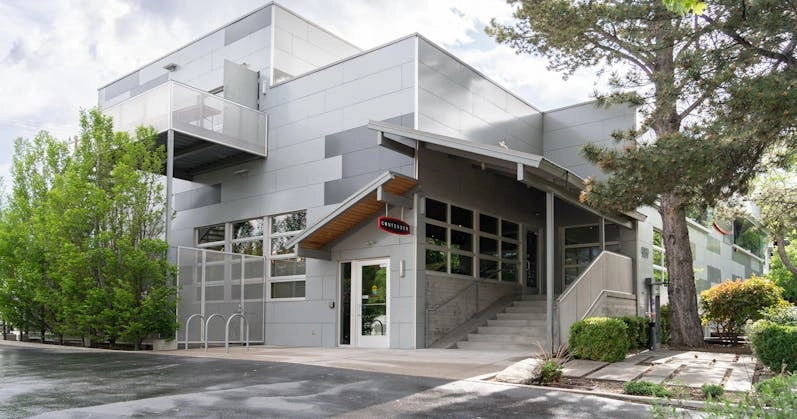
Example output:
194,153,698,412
546,191,554,351
600,217,606,251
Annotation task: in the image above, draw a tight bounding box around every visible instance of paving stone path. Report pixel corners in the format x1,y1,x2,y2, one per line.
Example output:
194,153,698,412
563,350,755,392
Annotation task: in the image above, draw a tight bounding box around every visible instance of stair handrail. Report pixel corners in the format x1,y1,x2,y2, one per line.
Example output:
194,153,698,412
425,279,480,347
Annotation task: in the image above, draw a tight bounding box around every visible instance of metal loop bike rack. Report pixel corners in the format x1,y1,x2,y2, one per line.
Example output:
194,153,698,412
184,313,206,350
204,313,227,351
224,313,250,354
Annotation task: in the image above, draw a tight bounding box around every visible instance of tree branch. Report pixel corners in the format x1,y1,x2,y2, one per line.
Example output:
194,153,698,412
776,233,797,277
700,15,797,69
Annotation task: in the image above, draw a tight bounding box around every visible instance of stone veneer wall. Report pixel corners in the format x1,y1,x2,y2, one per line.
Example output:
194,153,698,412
425,274,520,345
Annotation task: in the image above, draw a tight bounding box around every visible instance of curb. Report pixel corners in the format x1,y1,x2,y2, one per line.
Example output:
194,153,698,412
469,373,707,410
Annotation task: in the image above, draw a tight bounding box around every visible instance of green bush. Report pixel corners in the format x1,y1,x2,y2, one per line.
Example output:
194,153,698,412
621,316,650,349
705,374,797,418
700,276,788,341
623,380,670,397
759,305,797,325
660,304,671,344
569,317,628,362
539,360,563,385
747,320,797,373
701,383,724,399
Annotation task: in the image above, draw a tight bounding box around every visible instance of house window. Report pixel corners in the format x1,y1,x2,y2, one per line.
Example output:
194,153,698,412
423,198,519,282
652,229,668,283
268,210,307,299
197,223,226,251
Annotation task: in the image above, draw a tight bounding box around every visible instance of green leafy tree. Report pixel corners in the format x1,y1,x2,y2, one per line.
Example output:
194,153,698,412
0,109,177,349
767,230,797,304
0,133,68,340
488,0,795,347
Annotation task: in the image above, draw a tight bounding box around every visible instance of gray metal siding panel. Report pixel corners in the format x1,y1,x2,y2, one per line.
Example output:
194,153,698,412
224,7,271,46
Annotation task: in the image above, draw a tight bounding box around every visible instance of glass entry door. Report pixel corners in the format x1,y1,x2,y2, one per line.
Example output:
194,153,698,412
351,259,389,348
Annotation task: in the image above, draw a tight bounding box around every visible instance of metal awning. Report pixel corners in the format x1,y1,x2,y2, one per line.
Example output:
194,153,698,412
286,171,418,259
369,121,646,225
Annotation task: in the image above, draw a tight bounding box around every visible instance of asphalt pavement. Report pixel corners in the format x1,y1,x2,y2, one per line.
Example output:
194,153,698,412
0,342,656,418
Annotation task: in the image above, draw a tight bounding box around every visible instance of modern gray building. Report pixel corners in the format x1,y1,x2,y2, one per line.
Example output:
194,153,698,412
99,3,767,350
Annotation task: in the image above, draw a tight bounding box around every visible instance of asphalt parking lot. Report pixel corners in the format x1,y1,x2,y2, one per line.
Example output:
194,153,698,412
0,343,655,418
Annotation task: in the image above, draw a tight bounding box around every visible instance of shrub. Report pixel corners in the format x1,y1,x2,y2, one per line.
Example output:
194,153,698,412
701,383,724,399
747,320,797,373
569,317,628,362
660,304,671,344
539,360,563,385
759,305,797,325
623,380,670,397
621,316,649,349
699,276,788,341
704,374,797,418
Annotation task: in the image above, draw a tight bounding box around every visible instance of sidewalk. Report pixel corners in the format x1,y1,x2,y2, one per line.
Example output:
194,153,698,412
563,349,756,392
158,345,534,380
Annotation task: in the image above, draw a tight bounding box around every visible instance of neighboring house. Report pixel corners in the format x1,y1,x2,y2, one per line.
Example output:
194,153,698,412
99,2,766,350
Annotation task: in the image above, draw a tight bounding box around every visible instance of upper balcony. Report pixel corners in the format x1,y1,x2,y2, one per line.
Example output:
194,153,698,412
103,80,267,180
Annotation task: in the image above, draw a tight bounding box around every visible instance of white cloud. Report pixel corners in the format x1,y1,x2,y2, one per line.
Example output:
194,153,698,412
0,0,608,181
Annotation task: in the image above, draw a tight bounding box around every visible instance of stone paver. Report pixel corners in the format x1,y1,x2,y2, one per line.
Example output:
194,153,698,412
580,349,756,392
637,363,680,385
725,362,755,392
587,362,648,381
562,360,608,377
671,365,728,388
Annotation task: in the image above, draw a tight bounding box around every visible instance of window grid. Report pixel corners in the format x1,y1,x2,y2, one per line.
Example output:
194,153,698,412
267,210,307,300
652,229,668,283
424,198,519,282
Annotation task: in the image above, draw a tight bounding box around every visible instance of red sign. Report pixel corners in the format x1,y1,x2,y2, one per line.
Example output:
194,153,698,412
378,216,410,235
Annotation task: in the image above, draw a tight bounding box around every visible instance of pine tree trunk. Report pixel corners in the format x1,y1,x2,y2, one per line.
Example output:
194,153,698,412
659,193,704,347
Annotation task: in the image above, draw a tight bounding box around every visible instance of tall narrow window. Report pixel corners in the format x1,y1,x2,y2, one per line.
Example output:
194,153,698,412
652,229,668,283
268,211,307,299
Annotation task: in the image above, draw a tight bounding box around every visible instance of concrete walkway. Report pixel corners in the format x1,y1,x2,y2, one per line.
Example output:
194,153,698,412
159,344,536,380
563,349,756,392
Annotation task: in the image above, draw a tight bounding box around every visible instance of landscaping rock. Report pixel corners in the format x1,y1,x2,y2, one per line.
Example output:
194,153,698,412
494,358,544,384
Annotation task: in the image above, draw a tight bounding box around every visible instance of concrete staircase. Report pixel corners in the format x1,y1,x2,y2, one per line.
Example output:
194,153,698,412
455,294,549,352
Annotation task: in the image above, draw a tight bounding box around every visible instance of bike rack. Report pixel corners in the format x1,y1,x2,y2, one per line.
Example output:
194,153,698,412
204,313,227,351
184,313,206,350
371,319,384,336
224,313,250,354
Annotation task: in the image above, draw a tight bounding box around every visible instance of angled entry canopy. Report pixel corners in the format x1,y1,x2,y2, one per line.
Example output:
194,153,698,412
368,121,645,226
286,171,418,259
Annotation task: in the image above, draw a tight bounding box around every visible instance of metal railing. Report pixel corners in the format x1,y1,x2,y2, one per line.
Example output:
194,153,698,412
103,80,267,156
177,246,266,347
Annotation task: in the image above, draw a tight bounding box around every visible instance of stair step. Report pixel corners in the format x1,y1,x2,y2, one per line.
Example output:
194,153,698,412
505,305,546,313
511,300,548,307
497,312,546,321
520,294,548,301
477,326,547,336
455,341,539,352
487,319,546,327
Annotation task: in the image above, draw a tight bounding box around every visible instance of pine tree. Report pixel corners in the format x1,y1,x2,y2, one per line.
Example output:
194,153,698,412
488,0,795,347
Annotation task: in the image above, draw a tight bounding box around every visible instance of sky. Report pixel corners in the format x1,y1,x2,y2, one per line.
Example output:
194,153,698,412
0,0,605,191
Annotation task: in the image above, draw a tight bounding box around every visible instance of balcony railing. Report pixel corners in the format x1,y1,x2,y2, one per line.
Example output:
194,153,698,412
103,80,267,157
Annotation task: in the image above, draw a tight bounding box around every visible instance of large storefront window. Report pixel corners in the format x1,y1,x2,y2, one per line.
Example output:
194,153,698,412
194,211,307,300
424,198,519,282
268,211,307,299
